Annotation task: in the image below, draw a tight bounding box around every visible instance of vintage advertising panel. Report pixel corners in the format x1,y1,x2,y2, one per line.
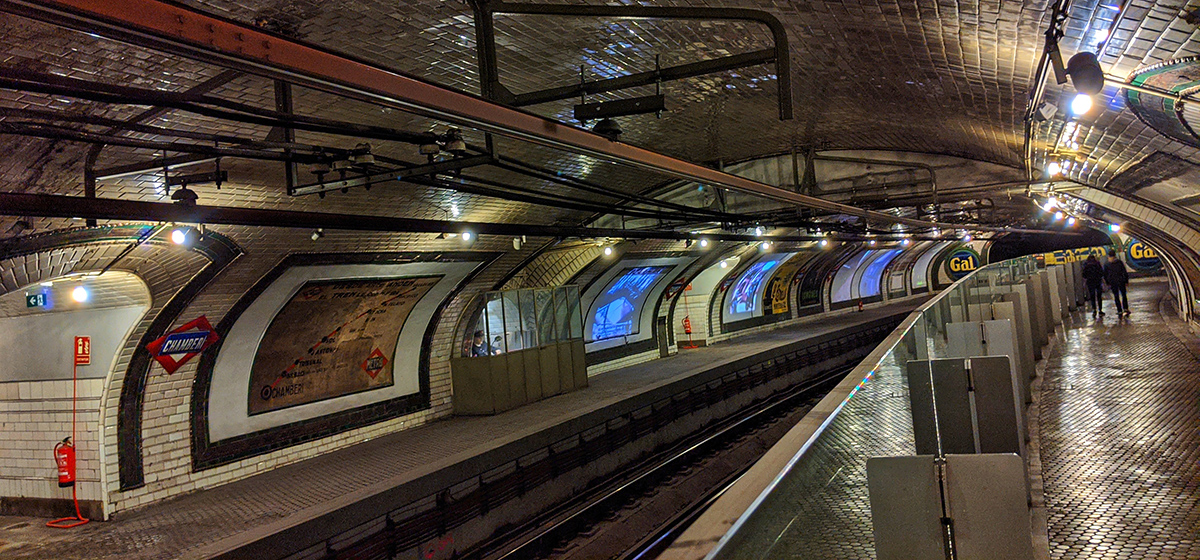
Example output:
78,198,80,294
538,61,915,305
247,276,440,415
206,259,482,444
764,253,806,315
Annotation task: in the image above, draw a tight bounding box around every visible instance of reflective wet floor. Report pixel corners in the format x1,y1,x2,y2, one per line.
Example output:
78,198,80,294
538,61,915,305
1040,280,1200,559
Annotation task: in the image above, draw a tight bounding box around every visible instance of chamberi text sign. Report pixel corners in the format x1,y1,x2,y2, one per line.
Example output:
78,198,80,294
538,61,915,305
145,316,220,374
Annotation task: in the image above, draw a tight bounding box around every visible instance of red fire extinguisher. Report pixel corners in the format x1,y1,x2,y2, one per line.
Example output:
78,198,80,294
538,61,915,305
682,316,692,335
857,299,864,312
54,437,75,488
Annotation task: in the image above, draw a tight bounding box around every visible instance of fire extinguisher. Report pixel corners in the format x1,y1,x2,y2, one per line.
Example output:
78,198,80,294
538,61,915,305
682,316,692,335
857,299,864,312
54,437,75,488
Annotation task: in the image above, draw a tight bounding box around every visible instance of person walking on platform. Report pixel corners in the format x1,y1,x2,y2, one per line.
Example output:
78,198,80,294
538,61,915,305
1104,249,1131,316
1082,254,1105,318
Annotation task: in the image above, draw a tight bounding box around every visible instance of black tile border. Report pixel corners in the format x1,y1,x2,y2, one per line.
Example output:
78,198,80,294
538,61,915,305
188,251,499,473
119,232,243,490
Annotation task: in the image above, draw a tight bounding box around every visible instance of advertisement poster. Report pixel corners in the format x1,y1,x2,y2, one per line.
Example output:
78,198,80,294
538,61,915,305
590,266,671,340
247,276,441,414
765,254,804,315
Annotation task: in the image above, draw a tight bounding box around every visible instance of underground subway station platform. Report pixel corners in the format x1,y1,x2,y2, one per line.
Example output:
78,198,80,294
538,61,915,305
1,1,1199,559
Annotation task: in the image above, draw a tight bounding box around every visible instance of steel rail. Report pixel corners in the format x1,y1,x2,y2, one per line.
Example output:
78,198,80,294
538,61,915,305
477,363,857,560
0,0,1048,235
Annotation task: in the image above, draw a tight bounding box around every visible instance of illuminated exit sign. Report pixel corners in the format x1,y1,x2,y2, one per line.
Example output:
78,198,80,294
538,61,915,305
26,292,47,308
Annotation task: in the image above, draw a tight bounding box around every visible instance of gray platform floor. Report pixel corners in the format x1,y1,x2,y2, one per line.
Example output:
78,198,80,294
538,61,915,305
1039,280,1200,559
0,299,924,560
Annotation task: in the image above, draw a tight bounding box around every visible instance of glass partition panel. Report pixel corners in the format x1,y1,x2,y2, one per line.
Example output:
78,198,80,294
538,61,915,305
709,255,1038,558
486,291,508,355
535,288,555,346
466,285,584,357
567,285,583,340
553,286,571,343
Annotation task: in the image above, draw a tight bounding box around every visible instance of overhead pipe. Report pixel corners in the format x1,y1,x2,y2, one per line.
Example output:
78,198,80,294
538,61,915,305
0,192,964,243
2,0,1044,235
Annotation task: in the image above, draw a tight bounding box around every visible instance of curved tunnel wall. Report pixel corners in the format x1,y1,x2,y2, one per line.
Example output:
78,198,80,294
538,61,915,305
0,230,950,519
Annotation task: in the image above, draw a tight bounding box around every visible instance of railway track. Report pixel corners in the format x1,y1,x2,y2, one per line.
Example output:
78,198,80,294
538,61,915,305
463,363,856,560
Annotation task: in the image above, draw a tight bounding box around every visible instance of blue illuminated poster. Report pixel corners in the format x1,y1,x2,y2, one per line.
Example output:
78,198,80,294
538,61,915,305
590,266,671,340
727,259,779,318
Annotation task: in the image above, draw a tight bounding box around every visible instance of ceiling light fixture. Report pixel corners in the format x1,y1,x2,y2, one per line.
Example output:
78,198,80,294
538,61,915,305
72,285,89,303
603,246,614,257
170,226,197,247
1070,93,1093,115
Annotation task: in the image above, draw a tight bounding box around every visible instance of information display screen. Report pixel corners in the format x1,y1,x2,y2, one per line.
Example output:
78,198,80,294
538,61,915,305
859,249,903,298
590,266,671,341
726,256,785,321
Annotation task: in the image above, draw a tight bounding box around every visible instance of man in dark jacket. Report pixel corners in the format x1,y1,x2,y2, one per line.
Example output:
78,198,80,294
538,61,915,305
1104,250,1131,316
1081,254,1105,318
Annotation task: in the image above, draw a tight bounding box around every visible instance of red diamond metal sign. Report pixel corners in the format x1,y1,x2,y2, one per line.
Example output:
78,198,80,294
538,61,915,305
361,348,388,379
145,315,220,374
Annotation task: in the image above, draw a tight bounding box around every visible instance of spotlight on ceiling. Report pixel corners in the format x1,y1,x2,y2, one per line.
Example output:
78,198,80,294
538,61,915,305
1043,197,1059,211
311,228,324,241
591,118,623,141
461,231,474,243
901,238,912,247
1054,211,1065,221
1109,223,1121,233
1046,161,1063,176
1070,93,1093,116
444,128,467,156
819,238,830,248
719,260,729,269
171,185,199,206
760,241,771,250
699,238,710,248
868,239,876,247
962,234,973,242
72,285,89,303
1066,52,1105,96
170,226,198,247
603,245,614,257
754,226,765,237
1067,217,1077,226
350,143,374,166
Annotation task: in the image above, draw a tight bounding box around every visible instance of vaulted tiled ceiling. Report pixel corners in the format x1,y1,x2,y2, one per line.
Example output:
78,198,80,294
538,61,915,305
2,0,1200,235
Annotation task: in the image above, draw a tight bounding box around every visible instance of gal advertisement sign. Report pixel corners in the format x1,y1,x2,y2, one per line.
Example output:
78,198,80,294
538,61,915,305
1124,238,1162,271
944,247,980,280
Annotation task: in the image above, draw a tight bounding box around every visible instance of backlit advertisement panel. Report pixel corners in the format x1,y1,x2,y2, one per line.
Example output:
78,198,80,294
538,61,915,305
726,255,788,322
589,266,671,340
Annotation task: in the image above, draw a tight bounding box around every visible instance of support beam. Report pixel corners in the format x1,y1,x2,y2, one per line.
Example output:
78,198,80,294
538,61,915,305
2,0,1036,235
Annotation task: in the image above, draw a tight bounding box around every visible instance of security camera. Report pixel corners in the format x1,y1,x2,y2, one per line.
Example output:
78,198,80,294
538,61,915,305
1034,102,1058,122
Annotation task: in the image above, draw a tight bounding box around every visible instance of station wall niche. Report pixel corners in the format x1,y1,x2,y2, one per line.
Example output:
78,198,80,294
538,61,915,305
197,256,486,467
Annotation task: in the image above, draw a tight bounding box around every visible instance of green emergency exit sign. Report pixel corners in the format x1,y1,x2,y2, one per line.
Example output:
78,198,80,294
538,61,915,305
26,292,46,308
